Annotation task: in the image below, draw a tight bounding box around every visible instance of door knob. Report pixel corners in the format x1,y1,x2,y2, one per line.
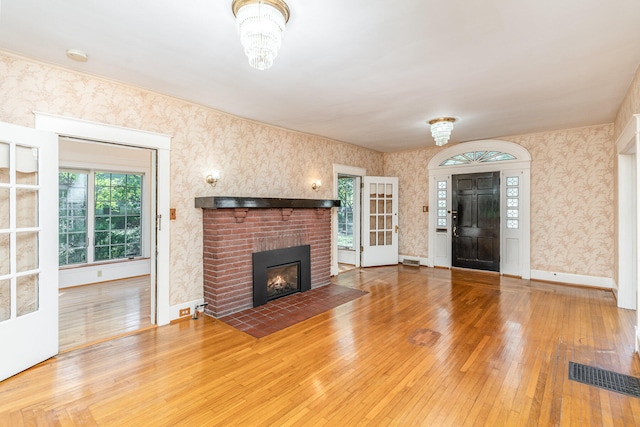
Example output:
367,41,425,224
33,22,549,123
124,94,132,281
453,225,458,237
394,225,399,233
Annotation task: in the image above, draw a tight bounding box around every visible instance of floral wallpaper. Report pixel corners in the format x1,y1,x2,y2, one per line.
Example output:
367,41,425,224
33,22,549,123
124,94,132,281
384,124,616,279
615,64,640,138
509,125,615,278
0,51,383,306
0,49,625,310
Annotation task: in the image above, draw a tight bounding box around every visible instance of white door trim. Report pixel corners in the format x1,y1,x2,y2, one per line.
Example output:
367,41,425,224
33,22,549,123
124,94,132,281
33,112,173,325
428,140,531,278
616,114,639,313
332,164,366,275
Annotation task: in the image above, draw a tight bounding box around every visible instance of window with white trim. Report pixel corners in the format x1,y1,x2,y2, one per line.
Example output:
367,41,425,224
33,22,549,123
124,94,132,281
58,170,143,266
440,151,516,166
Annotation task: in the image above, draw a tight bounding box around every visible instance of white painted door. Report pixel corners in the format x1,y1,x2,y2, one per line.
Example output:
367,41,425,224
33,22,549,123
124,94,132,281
0,122,58,381
361,176,398,267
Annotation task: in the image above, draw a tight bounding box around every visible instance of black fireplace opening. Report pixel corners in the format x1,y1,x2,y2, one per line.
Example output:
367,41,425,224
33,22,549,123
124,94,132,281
253,245,311,307
267,262,300,300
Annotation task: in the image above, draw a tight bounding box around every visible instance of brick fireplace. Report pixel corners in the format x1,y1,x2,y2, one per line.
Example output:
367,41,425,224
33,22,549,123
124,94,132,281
196,197,340,317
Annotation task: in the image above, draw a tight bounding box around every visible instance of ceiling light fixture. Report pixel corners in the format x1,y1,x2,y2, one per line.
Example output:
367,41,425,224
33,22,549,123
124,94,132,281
428,117,456,146
232,0,290,70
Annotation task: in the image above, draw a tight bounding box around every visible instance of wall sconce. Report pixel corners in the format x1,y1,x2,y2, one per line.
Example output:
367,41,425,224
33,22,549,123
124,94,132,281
311,180,321,192
205,170,220,188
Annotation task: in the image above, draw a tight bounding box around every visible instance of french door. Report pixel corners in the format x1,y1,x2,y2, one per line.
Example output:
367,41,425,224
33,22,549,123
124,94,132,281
361,176,398,267
0,122,58,381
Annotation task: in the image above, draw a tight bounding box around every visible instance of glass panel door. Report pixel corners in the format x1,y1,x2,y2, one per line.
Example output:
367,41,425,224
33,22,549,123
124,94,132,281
0,122,58,382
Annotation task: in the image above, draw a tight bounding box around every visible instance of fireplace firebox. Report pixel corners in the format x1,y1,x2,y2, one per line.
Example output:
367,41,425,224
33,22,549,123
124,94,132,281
252,245,311,307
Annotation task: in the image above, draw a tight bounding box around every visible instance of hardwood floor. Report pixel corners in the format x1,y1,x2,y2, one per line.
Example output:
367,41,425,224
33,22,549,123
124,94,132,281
58,276,152,351
3,266,640,425
338,262,357,273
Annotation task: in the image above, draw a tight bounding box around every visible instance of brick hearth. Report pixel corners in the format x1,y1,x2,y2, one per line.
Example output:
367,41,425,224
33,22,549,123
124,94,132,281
198,198,337,317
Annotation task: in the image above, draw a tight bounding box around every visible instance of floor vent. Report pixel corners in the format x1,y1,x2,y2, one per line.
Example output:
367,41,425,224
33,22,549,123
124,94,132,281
568,362,640,398
402,259,420,267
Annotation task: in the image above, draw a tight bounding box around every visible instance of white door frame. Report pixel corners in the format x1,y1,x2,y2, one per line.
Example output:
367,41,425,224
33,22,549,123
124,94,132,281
34,112,173,325
332,164,366,275
428,140,531,278
616,114,639,316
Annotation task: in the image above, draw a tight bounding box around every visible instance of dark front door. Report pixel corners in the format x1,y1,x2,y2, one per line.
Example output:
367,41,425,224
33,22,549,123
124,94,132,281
452,172,500,272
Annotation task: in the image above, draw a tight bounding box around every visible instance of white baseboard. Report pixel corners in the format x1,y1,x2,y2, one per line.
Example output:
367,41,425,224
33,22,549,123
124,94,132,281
59,259,151,288
170,298,205,321
530,270,614,289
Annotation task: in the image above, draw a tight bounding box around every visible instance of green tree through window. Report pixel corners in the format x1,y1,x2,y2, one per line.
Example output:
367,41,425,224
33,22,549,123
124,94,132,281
94,173,142,261
338,177,355,249
59,172,88,265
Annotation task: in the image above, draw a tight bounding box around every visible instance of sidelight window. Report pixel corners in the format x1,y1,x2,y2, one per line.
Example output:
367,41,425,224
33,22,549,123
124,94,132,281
506,176,520,229
437,180,447,227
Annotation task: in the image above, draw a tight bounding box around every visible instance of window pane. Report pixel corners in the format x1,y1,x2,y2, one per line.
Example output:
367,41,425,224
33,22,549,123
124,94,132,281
0,141,8,184
95,216,110,230
0,233,9,276
15,146,38,185
0,279,10,321
507,177,519,186
95,246,110,261
16,231,38,272
17,274,38,317
95,231,110,246
59,172,88,266
0,188,8,229
94,172,143,261
16,189,38,228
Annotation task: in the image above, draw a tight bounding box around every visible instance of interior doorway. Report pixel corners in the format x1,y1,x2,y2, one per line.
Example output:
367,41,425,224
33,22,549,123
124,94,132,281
57,138,155,350
332,165,366,275
337,175,358,272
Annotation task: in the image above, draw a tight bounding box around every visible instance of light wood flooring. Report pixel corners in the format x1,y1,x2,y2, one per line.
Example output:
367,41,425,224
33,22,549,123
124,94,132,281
58,276,152,351
3,266,640,425
338,262,357,273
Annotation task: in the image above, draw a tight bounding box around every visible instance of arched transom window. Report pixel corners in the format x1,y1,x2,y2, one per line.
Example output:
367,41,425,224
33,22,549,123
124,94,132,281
439,151,516,166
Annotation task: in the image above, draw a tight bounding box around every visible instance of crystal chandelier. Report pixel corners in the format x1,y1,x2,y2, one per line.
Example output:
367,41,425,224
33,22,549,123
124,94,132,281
428,117,456,146
232,0,290,70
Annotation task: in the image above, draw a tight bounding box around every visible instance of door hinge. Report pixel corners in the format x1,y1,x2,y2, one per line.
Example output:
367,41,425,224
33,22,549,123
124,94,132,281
360,245,364,252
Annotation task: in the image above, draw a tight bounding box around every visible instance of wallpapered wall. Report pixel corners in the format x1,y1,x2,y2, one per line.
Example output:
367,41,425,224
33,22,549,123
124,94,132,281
615,64,640,137
384,124,616,279
0,50,625,309
0,51,383,306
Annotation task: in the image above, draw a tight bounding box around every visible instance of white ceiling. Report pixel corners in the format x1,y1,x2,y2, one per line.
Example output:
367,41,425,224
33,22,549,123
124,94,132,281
0,0,639,152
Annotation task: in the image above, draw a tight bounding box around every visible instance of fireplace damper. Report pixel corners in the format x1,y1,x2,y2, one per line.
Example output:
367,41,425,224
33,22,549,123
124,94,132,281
253,245,311,307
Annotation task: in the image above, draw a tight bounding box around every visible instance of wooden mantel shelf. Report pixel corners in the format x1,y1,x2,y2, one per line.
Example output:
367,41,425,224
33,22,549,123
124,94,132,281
195,196,340,210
